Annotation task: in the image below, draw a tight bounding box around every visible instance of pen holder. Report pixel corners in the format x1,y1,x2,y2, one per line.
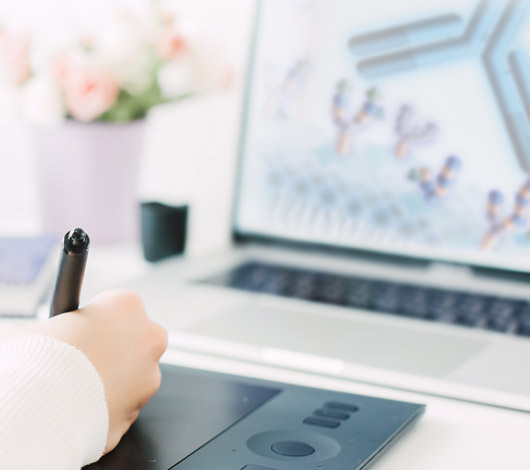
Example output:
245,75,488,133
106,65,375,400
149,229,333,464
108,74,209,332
140,202,188,262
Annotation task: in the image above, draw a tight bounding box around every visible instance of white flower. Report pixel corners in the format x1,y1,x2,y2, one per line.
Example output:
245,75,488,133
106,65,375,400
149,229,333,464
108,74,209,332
157,60,192,99
97,12,154,95
116,53,154,95
23,76,65,126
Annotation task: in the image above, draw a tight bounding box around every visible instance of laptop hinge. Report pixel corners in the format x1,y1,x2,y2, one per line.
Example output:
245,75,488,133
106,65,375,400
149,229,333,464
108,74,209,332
426,261,474,280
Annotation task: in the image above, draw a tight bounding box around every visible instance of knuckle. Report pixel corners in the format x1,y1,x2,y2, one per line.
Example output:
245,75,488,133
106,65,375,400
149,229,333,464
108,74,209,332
94,289,145,313
111,289,146,316
150,323,168,357
118,290,144,308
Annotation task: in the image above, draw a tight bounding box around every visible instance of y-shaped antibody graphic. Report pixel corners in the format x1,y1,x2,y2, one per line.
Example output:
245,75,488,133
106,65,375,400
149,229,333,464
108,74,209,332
331,81,384,155
481,179,530,250
414,155,462,200
394,105,437,159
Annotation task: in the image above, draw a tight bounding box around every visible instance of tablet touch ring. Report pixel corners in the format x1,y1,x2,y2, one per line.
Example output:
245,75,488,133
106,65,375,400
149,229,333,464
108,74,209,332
247,430,341,461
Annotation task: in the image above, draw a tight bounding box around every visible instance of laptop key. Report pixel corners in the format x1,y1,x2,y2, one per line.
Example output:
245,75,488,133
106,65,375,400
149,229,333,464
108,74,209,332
373,296,399,313
371,282,400,313
487,299,517,318
345,280,373,309
398,287,429,318
457,295,488,316
456,311,485,327
291,272,318,300
471,315,489,329
314,275,347,304
436,310,458,324
489,316,519,334
517,313,530,336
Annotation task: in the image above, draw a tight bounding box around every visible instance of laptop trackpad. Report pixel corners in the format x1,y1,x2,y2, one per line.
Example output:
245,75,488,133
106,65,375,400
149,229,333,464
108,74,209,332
449,342,530,395
183,303,488,378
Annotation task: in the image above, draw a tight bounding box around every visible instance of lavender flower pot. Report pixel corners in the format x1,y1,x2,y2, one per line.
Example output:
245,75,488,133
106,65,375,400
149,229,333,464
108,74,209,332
32,120,145,244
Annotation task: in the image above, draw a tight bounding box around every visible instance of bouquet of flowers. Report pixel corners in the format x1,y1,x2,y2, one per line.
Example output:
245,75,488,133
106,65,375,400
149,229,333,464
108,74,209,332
0,7,226,125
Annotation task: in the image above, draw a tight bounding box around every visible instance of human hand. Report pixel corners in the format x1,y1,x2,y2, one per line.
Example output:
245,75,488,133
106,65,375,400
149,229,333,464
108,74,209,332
0,289,168,453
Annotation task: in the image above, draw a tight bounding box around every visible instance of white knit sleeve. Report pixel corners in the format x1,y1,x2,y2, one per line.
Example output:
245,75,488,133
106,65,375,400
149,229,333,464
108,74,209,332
0,335,109,470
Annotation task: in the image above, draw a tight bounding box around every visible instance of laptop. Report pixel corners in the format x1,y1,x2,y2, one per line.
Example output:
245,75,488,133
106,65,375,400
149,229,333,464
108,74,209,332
131,0,530,412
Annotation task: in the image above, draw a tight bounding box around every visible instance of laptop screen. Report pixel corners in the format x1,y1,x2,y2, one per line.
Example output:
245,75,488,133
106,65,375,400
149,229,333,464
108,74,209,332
234,0,530,273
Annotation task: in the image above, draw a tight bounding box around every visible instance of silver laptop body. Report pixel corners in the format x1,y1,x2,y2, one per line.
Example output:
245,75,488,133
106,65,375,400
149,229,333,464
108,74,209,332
134,0,530,411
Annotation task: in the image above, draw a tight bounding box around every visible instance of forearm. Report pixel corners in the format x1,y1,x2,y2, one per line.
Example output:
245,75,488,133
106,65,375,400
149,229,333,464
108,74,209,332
0,335,109,470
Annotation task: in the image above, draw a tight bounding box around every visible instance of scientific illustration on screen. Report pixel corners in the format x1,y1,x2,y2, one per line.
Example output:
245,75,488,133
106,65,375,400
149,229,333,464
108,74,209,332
237,0,530,268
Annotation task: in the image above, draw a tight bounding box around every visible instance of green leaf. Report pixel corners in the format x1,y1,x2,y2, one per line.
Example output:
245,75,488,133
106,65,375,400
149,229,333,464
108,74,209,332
99,74,165,122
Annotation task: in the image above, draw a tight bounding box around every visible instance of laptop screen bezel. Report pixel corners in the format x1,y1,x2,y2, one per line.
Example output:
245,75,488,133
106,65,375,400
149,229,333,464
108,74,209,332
230,0,530,278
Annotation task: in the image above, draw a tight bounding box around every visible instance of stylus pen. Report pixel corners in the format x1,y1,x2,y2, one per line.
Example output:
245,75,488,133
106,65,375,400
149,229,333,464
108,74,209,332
49,228,90,318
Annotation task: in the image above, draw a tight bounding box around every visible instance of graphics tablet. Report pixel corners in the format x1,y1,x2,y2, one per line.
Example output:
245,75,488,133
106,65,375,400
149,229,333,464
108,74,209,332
86,363,424,470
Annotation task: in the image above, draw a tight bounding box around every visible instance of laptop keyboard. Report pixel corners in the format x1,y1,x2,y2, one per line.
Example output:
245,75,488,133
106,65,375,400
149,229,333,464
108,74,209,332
204,261,530,338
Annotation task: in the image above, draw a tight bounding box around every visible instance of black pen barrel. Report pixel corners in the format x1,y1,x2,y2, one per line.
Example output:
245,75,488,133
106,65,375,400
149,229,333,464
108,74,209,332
49,228,90,318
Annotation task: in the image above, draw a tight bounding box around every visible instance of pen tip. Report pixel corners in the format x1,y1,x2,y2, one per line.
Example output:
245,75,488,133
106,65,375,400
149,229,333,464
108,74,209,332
69,228,88,246
64,228,90,253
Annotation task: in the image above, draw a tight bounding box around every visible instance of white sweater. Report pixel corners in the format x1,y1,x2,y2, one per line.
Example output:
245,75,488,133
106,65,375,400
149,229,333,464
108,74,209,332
0,335,109,470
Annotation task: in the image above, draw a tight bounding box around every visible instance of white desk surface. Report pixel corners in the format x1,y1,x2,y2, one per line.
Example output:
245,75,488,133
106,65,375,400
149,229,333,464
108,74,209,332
5,245,525,470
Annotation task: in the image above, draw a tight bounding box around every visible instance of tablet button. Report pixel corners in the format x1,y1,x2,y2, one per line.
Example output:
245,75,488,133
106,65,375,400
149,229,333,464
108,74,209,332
241,466,278,470
303,416,340,428
271,440,315,457
324,401,359,412
314,408,350,420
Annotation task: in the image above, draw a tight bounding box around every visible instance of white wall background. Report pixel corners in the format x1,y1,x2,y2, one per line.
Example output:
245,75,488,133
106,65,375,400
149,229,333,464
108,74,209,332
0,0,253,254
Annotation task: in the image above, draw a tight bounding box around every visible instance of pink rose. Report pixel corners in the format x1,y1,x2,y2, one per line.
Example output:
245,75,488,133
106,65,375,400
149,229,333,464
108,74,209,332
63,66,119,121
158,28,186,60
0,31,31,85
